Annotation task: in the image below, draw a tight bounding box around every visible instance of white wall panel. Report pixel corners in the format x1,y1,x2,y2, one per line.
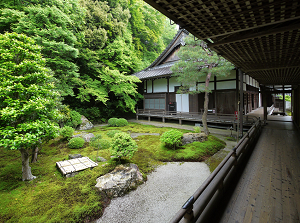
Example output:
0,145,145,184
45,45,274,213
217,80,236,90
147,80,152,93
176,94,189,112
169,77,180,92
217,70,236,80
153,78,167,93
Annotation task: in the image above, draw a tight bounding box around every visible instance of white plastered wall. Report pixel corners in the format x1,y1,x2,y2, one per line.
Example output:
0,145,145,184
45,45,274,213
153,78,167,93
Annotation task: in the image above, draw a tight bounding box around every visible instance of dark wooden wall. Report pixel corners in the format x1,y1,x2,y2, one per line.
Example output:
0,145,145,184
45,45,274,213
216,90,237,114
189,94,199,112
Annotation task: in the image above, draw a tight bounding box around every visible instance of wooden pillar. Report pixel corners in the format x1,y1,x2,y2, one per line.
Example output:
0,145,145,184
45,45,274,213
283,85,286,113
214,75,217,116
239,69,243,136
236,69,239,112
262,85,268,122
167,77,170,111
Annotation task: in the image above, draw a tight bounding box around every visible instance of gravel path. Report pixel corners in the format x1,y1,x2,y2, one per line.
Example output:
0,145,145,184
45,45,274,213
96,162,210,223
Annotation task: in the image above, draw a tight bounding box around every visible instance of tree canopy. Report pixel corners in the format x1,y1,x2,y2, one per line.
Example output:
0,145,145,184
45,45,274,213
171,35,234,134
0,32,60,180
0,0,177,119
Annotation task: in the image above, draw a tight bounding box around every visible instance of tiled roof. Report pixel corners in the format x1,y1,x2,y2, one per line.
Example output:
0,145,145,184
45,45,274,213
133,62,176,80
132,29,188,80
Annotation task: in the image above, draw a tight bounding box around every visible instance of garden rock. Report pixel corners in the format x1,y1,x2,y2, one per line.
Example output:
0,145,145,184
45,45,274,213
97,157,107,162
95,163,143,197
79,115,94,130
72,133,95,142
69,154,82,159
182,133,208,145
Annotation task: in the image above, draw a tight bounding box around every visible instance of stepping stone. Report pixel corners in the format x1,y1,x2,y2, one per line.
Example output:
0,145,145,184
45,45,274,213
56,157,98,177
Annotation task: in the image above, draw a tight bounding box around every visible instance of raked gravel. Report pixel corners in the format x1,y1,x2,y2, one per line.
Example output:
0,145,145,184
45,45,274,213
96,162,211,223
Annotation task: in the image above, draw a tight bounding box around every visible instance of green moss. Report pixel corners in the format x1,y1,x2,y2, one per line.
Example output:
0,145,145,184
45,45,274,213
0,122,225,222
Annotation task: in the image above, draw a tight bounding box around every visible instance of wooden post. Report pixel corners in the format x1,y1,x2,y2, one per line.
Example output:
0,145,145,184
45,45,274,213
283,85,286,113
214,75,217,116
262,85,268,123
239,69,244,137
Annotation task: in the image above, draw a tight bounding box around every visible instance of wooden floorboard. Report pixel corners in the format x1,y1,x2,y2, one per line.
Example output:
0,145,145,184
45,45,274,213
213,121,300,223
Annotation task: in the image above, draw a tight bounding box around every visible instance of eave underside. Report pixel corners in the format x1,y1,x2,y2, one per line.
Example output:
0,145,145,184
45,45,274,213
144,0,300,85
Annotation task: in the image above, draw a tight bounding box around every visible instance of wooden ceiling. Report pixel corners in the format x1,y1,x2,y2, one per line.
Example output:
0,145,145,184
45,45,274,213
144,0,300,85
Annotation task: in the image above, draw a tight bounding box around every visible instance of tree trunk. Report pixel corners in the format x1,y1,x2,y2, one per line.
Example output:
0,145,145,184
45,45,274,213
20,148,36,181
31,140,41,163
202,68,212,135
31,146,39,163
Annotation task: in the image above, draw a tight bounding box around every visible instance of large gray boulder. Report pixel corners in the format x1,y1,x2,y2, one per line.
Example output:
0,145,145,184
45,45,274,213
79,115,93,130
95,163,143,197
182,133,208,145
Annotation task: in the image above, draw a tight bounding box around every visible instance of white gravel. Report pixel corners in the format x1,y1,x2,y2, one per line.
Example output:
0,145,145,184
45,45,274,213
96,162,211,223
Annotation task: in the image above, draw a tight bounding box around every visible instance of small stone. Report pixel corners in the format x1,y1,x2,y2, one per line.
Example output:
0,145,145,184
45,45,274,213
97,157,107,162
69,154,82,159
72,133,95,142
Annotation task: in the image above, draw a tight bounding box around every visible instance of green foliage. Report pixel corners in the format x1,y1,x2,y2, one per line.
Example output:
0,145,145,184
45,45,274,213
0,32,60,150
110,132,138,160
68,137,85,149
65,110,82,128
89,134,111,150
107,130,122,138
160,130,183,149
129,0,166,69
59,126,74,141
171,35,234,90
193,126,201,133
116,118,128,127
1,1,85,96
75,107,102,123
171,35,234,135
108,118,118,127
278,94,291,102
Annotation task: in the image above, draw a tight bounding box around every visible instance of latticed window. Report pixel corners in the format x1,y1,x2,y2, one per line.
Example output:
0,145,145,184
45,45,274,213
145,99,165,109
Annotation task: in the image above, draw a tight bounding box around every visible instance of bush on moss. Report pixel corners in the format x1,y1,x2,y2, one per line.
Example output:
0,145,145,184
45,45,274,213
106,130,122,138
90,134,111,150
68,137,85,149
65,110,82,128
60,126,74,141
108,118,118,127
116,118,128,127
110,132,138,160
160,129,183,149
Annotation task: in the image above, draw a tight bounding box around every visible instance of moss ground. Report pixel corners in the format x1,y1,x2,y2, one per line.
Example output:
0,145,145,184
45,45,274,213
0,122,225,223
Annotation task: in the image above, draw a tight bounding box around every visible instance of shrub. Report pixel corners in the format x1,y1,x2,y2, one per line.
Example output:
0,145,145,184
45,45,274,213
116,118,128,127
65,110,82,128
108,118,118,127
193,126,201,133
107,130,122,138
110,132,138,160
60,126,74,141
68,137,85,149
160,129,183,149
90,134,111,150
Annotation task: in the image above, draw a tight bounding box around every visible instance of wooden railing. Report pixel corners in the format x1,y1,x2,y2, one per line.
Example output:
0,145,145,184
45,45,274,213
169,119,262,223
136,109,258,125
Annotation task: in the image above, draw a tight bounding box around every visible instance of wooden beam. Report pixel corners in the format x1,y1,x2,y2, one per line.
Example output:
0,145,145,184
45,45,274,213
208,23,300,48
245,66,300,72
